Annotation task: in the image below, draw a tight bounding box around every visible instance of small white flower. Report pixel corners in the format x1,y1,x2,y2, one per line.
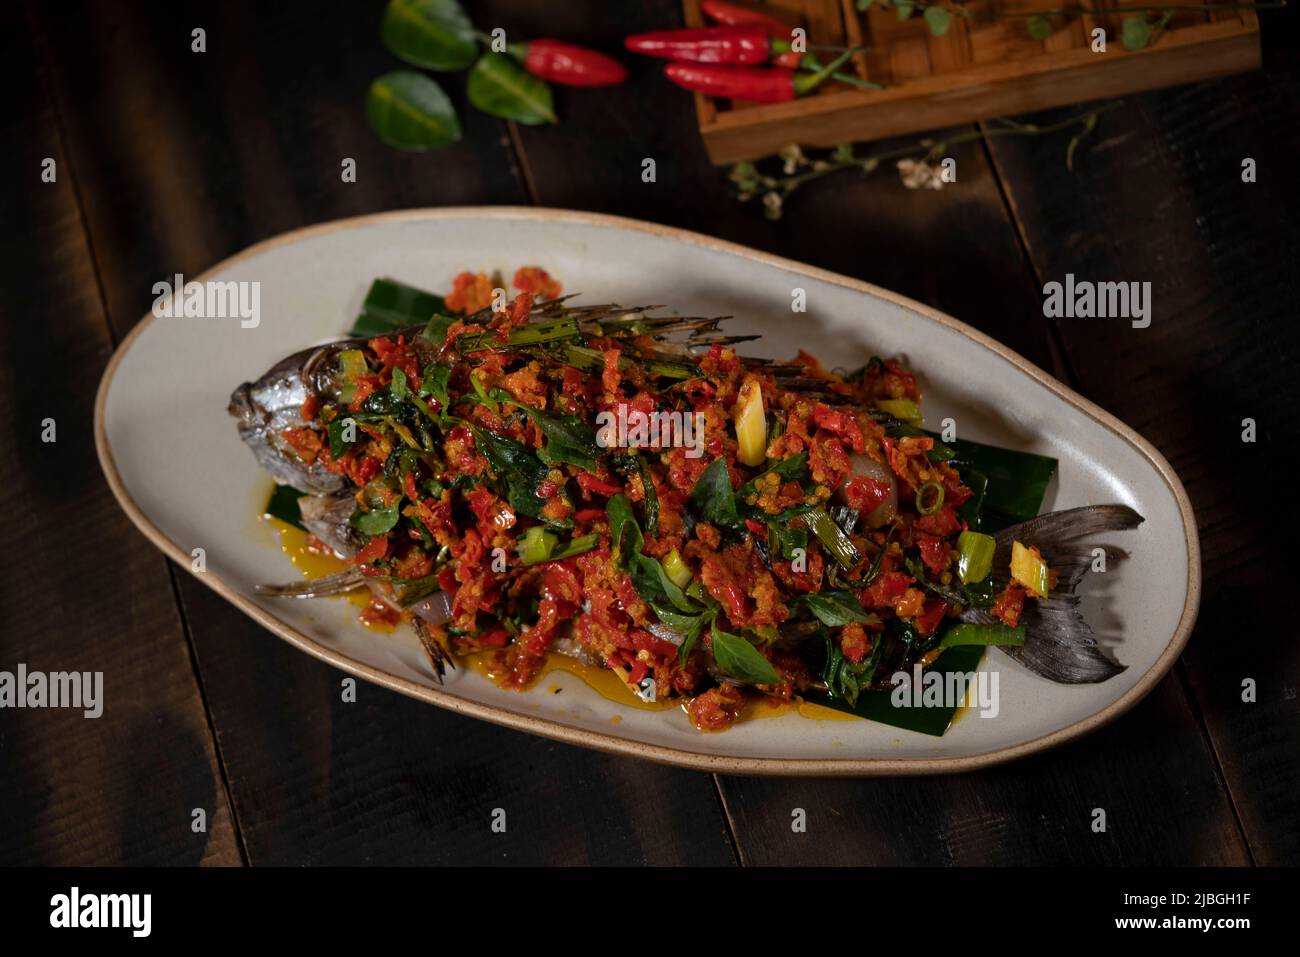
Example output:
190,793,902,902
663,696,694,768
896,158,945,190
779,143,805,174
762,191,784,220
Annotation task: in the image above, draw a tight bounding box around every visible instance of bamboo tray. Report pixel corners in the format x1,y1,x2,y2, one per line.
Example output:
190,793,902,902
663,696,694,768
683,0,1261,163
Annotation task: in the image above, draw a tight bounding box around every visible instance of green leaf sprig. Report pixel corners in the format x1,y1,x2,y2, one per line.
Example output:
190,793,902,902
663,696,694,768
368,0,568,150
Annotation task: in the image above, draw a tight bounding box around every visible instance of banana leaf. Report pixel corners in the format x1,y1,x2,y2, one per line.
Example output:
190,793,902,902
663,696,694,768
348,277,449,337
943,436,1056,533
265,484,305,530
807,644,985,736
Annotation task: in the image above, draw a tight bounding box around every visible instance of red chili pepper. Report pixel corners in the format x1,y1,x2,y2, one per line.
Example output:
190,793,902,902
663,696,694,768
663,46,855,102
515,39,627,87
701,0,795,36
625,26,773,65
575,472,624,497
664,63,792,101
699,3,809,67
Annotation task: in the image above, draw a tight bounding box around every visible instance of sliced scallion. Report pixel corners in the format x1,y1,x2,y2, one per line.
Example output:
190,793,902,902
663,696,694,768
808,506,860,570
915,481,945,515
955,530,995,585
517,526,557,564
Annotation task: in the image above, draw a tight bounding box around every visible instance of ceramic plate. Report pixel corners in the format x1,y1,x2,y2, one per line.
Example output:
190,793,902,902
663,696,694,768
95,208,1199,775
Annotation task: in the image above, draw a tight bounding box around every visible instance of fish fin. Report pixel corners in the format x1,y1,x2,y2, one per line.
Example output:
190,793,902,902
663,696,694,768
964,504,1142,684
993,504,1143,549
254,567,365,599
412,617,452,685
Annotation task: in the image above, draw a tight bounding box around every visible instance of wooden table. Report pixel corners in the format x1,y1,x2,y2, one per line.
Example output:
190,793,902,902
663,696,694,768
3,0,1295,866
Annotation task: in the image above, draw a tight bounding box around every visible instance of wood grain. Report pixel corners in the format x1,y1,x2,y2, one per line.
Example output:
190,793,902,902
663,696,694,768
32,0,736,865
480,0,1249,864
984,9,1300,863
686,0,1261,163
0,1,240,866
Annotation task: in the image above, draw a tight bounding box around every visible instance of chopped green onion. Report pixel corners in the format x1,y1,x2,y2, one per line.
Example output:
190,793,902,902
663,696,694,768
1010,540,1051,598
520,530,599,565
562,344,699,380
915,481,945,515
956,530,995,585
939,622,1026,648
517,526,557,564
457,317,580,353
808,506,860,570
337,349,368,404
660,548,692,589
875,398,922,424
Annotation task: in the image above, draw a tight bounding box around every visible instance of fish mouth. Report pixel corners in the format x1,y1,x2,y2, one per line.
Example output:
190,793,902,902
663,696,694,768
227,382,257,427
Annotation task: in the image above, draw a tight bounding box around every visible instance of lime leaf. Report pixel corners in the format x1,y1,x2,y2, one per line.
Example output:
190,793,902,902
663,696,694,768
466,51,557,125
366,71,462,151
380,0,478,71
924,6,951,36
1027,14,1053,40
710,622,781,685
1122,14,1152,50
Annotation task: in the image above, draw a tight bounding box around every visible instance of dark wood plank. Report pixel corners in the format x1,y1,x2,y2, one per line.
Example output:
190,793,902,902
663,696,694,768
37,0,736,865
983,10,1299,864
0,1,240,865
482,0,1251,864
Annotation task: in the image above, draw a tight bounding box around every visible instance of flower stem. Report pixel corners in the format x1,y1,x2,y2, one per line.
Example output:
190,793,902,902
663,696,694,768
740,102,1122,211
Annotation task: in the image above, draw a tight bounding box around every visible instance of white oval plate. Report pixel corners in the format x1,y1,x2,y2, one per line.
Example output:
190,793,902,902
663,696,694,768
96,208,1199,775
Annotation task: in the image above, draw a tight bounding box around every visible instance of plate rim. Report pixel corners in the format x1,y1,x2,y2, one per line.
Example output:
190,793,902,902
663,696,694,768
94,206,1201,777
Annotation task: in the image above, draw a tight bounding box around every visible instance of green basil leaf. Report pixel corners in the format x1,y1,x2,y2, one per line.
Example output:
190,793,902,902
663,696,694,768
380,0,478,71
354,503,401,536
421,314,457,343
798,590,876,627
390,367,409,399
420,363,451,416
688,457,741,530
366,71,462,151
327,416,356,459
710,622,781,686
607,493,642,560
635,455,660,537
631,554,697,613
508,401,600,471
473,428,556,520
466,52,557,125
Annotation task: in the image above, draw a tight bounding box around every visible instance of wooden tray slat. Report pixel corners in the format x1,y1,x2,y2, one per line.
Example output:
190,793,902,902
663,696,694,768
685,0,1262,162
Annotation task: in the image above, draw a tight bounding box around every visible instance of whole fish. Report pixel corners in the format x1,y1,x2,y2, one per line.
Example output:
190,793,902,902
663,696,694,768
229,286,1141,730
